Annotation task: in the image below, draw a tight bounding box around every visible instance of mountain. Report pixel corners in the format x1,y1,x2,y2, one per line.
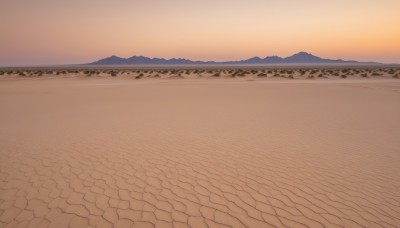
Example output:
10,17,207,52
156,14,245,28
230,52,361,64
91,55,216,65
88,52,377,65
283,52,358,64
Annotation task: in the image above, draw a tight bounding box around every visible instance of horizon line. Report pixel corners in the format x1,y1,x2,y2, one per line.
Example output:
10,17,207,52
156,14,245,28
2,51,400,67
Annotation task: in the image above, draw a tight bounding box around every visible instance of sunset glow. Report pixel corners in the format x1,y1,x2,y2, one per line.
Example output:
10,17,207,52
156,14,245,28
1,0,399,66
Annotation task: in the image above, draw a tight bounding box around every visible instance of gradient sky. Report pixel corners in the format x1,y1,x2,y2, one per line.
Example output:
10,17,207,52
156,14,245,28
1,0,399,66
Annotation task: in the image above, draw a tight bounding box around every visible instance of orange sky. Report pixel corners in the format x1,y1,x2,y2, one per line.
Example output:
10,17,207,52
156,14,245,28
1,0,399,66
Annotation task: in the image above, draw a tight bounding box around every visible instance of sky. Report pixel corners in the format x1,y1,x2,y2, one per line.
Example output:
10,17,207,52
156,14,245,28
0,0,399,66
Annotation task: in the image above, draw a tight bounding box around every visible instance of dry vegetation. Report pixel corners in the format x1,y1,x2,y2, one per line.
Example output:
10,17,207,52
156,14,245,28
1,67,399,80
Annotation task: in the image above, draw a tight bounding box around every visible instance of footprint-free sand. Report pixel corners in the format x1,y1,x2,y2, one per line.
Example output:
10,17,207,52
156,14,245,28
0,77,399,227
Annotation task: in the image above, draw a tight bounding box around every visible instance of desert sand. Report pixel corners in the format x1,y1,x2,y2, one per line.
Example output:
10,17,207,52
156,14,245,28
0,75,400,227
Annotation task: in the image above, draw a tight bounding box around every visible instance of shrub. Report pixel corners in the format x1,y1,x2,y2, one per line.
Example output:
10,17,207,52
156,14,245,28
135,73,144,79
341,75,347,78
213,72,220,77
109,71,117,77
257,73,267,77
341,69,350,74
84,70,97,77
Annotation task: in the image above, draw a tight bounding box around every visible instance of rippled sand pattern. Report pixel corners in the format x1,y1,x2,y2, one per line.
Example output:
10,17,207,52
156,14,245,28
1,79,400,227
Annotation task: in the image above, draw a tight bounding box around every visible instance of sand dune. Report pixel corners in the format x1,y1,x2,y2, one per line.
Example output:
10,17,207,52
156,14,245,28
0,77,400,227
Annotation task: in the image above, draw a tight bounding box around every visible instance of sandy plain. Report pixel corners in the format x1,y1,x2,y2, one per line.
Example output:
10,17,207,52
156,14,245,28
0,73,400,227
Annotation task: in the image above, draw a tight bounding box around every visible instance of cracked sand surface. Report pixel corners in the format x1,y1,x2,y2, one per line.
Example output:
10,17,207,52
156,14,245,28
0,78,399,227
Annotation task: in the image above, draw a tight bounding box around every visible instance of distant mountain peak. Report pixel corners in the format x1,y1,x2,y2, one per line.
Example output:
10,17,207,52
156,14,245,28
296,51,311,55
88,52,378,65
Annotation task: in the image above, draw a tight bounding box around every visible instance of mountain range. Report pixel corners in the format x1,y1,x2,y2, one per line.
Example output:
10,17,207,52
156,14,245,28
88,52,378,65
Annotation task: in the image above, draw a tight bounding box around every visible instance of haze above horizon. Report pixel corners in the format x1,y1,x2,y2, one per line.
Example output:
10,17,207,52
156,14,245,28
1,0,399,66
